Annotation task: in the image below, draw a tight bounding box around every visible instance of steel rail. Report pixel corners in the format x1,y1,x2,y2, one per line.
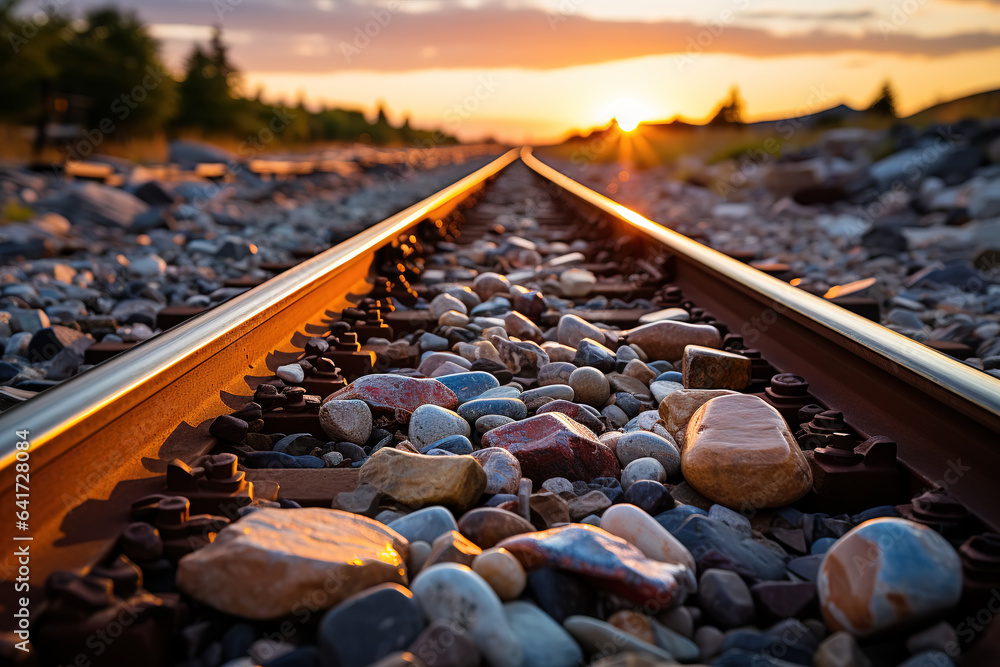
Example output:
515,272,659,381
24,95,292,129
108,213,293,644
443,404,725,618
0,149,517,601
522,146,1000,529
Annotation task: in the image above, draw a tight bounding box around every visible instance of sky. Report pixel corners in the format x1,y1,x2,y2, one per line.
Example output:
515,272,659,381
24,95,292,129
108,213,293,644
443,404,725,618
76,0,1000,143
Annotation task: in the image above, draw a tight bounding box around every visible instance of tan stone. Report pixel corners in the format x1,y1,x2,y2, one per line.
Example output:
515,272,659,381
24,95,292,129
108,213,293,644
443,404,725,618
658,388,739,445
622,359,657,385
681,345,751,391
472,547,527,600
621,321,722,361
682,394,813,511
601,503,696,571
541,342,578,363
425,530,482,568
359,448,486,510
177,508,408,620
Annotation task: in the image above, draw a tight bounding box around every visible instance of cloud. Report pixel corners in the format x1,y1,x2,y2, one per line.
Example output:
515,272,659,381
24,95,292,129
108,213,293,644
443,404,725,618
88,1,1000,73
742,10,876,21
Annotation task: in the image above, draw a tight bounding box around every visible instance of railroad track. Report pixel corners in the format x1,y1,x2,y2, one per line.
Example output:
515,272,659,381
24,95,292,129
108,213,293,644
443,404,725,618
2,147,999,665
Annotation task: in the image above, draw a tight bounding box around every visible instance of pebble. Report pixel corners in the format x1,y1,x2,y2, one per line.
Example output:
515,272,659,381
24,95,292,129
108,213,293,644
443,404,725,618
601,503,696,570
818,518,962,637
408,404,471,450
408,541,432,574
698,568,756,629
327,375,458,422
425,530,482,568
535,400,605,434
708,504,752,537
176,508,408,619
537,361,577,386
475,414,516,433
620,457,667,491
457,507,535,549
438,310,470,327
386,506,458,544
504,601,583,667
318,399,373,445
318,583,425,667
472,548,527,600
814,631,871,667
657,388,738,442
541,342,578,363
557,314,604,347
661,513,788,581
360,449,486,510
622,480,674,515
649,380,683,405
276,363,306,384
567,490,612,521
563,616,676,661
482,413,618,483
520,384,574,402
411,563,523,667
498,524,695,610
429,293,467,319
682,394,812,510
470,447,522,495
681,345,751,391
608,609,655,643
504,311,544,342
615,431,680,477
457,397,528,424
574,337,617,372
434,371,499,403
419,435,473,456
406,620,480,667
568,366,611,407
621,320,723,361
638,307,690,324
621,358,657,384
695,625,725,661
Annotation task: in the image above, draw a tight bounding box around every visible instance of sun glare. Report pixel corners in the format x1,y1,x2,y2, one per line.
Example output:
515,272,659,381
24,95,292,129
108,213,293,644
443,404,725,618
609,98,651,132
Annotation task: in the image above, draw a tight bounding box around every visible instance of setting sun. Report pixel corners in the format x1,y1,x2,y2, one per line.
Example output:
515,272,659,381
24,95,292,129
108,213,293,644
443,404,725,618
608,98,653,132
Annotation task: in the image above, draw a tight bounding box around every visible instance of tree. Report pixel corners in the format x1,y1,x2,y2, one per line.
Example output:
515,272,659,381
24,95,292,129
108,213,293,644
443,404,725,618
868,81,896,117
709,86,744,126
172,26,243,134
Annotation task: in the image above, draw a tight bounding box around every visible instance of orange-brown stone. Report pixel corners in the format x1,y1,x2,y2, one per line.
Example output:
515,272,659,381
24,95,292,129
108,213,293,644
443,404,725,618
621,321,722,362
681,345,751,391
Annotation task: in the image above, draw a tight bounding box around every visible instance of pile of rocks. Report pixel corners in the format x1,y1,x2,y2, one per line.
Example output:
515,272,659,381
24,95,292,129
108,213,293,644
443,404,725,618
550,119,1000,378
0,144,499,399
76,164,975,667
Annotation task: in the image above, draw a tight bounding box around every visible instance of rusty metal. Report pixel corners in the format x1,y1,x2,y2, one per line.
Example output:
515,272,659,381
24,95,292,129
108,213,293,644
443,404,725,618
761,373,815,428
161,454,255,516
808,436,903,514
897,488,982,540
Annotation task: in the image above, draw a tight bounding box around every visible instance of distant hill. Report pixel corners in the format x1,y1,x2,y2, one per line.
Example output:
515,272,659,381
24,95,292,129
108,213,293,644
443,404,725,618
904,88,1000,125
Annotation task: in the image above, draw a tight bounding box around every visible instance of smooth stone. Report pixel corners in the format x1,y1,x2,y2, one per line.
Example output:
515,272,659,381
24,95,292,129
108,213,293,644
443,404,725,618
276,363,305,384
430,361,475,378
478,386,521,400
649,617,700,661
574,337,616,373
524,567,600,623
661,514,788,581
656,371,683,383
410,563,523,667
475,415,516,433
602,405,629,428
622,480,674,516
682,345,751,391
504,601,583,667
318,584,424,667
557,314,605,347
682,394,812,511
563,616,676,661
438,310,470,327
472,295,511,317
699,568,755,629
420,435,473,456
751,580,818,623
470,447,522,495
177,508,408,620
559,268,596,297
818,518,962,637
387,507,459,544
418,332,450,352
482,413,619,483
520,384,574,402
658,388,738,443
429,293,467,319
406,620,480,667
457,341,502,364
615,431,680,477
529,492,571,528
567,490,612,521
435,371,500,403
615,392,642,418
472,272,511,300
535,400,605,434
616,345,639,362
621,358,657,385
360,449,486,511
656,606,693,639
498,524,694,610
538,361,578,386
811,537,837,555
473,548,527,600
608,609,656,644
708,504,752,537
541,477,575,495
491,335,550,375
504,311,544,343
326,375,458,423
622,321,723,361
408,541,432,574
541,342,578,363
244,451,325,469
649,380,684,405
408,405,471,450
418,352,473,376
569,366,611,407
906,621,959,655
458,397,528,424
425,530,482,568
814,631,871,667
695,625,725,661
638,308,690,324
319,399,373,445
457,507,535,549
621,457,667,491
601,503,696,571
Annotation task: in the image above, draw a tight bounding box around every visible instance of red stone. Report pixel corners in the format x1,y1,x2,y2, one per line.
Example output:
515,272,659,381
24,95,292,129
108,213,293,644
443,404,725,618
481,413,619,483
324,375,458,424
498,524,692,611
535,400,604,434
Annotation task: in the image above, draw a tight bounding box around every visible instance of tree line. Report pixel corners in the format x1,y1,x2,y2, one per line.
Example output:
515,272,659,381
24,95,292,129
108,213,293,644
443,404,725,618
0,2,454,153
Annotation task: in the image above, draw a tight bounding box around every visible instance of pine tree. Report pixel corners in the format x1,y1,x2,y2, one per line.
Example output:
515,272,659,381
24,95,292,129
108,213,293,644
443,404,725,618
868,81,897,117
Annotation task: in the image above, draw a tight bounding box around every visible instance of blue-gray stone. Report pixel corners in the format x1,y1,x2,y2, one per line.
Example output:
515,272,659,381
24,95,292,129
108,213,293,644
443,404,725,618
810,537,837,555
419,434,473,456
520,385,574,402
435,371,500,403
851,505,900,524
425,448,457,456
574,338,616,373
272,433,324,457
387,506,457,543
475,414,516,433
470,297,511,317
663,514,787,582
318,583,425,667
244,451,325,469
504,601,583,667
478,386,522,399
458,397,528,424
655,370,683,383
648,360,674,373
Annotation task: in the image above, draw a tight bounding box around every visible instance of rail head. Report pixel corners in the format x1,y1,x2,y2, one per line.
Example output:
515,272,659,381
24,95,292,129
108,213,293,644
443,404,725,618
520,146,1000,434
0,148,519,479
